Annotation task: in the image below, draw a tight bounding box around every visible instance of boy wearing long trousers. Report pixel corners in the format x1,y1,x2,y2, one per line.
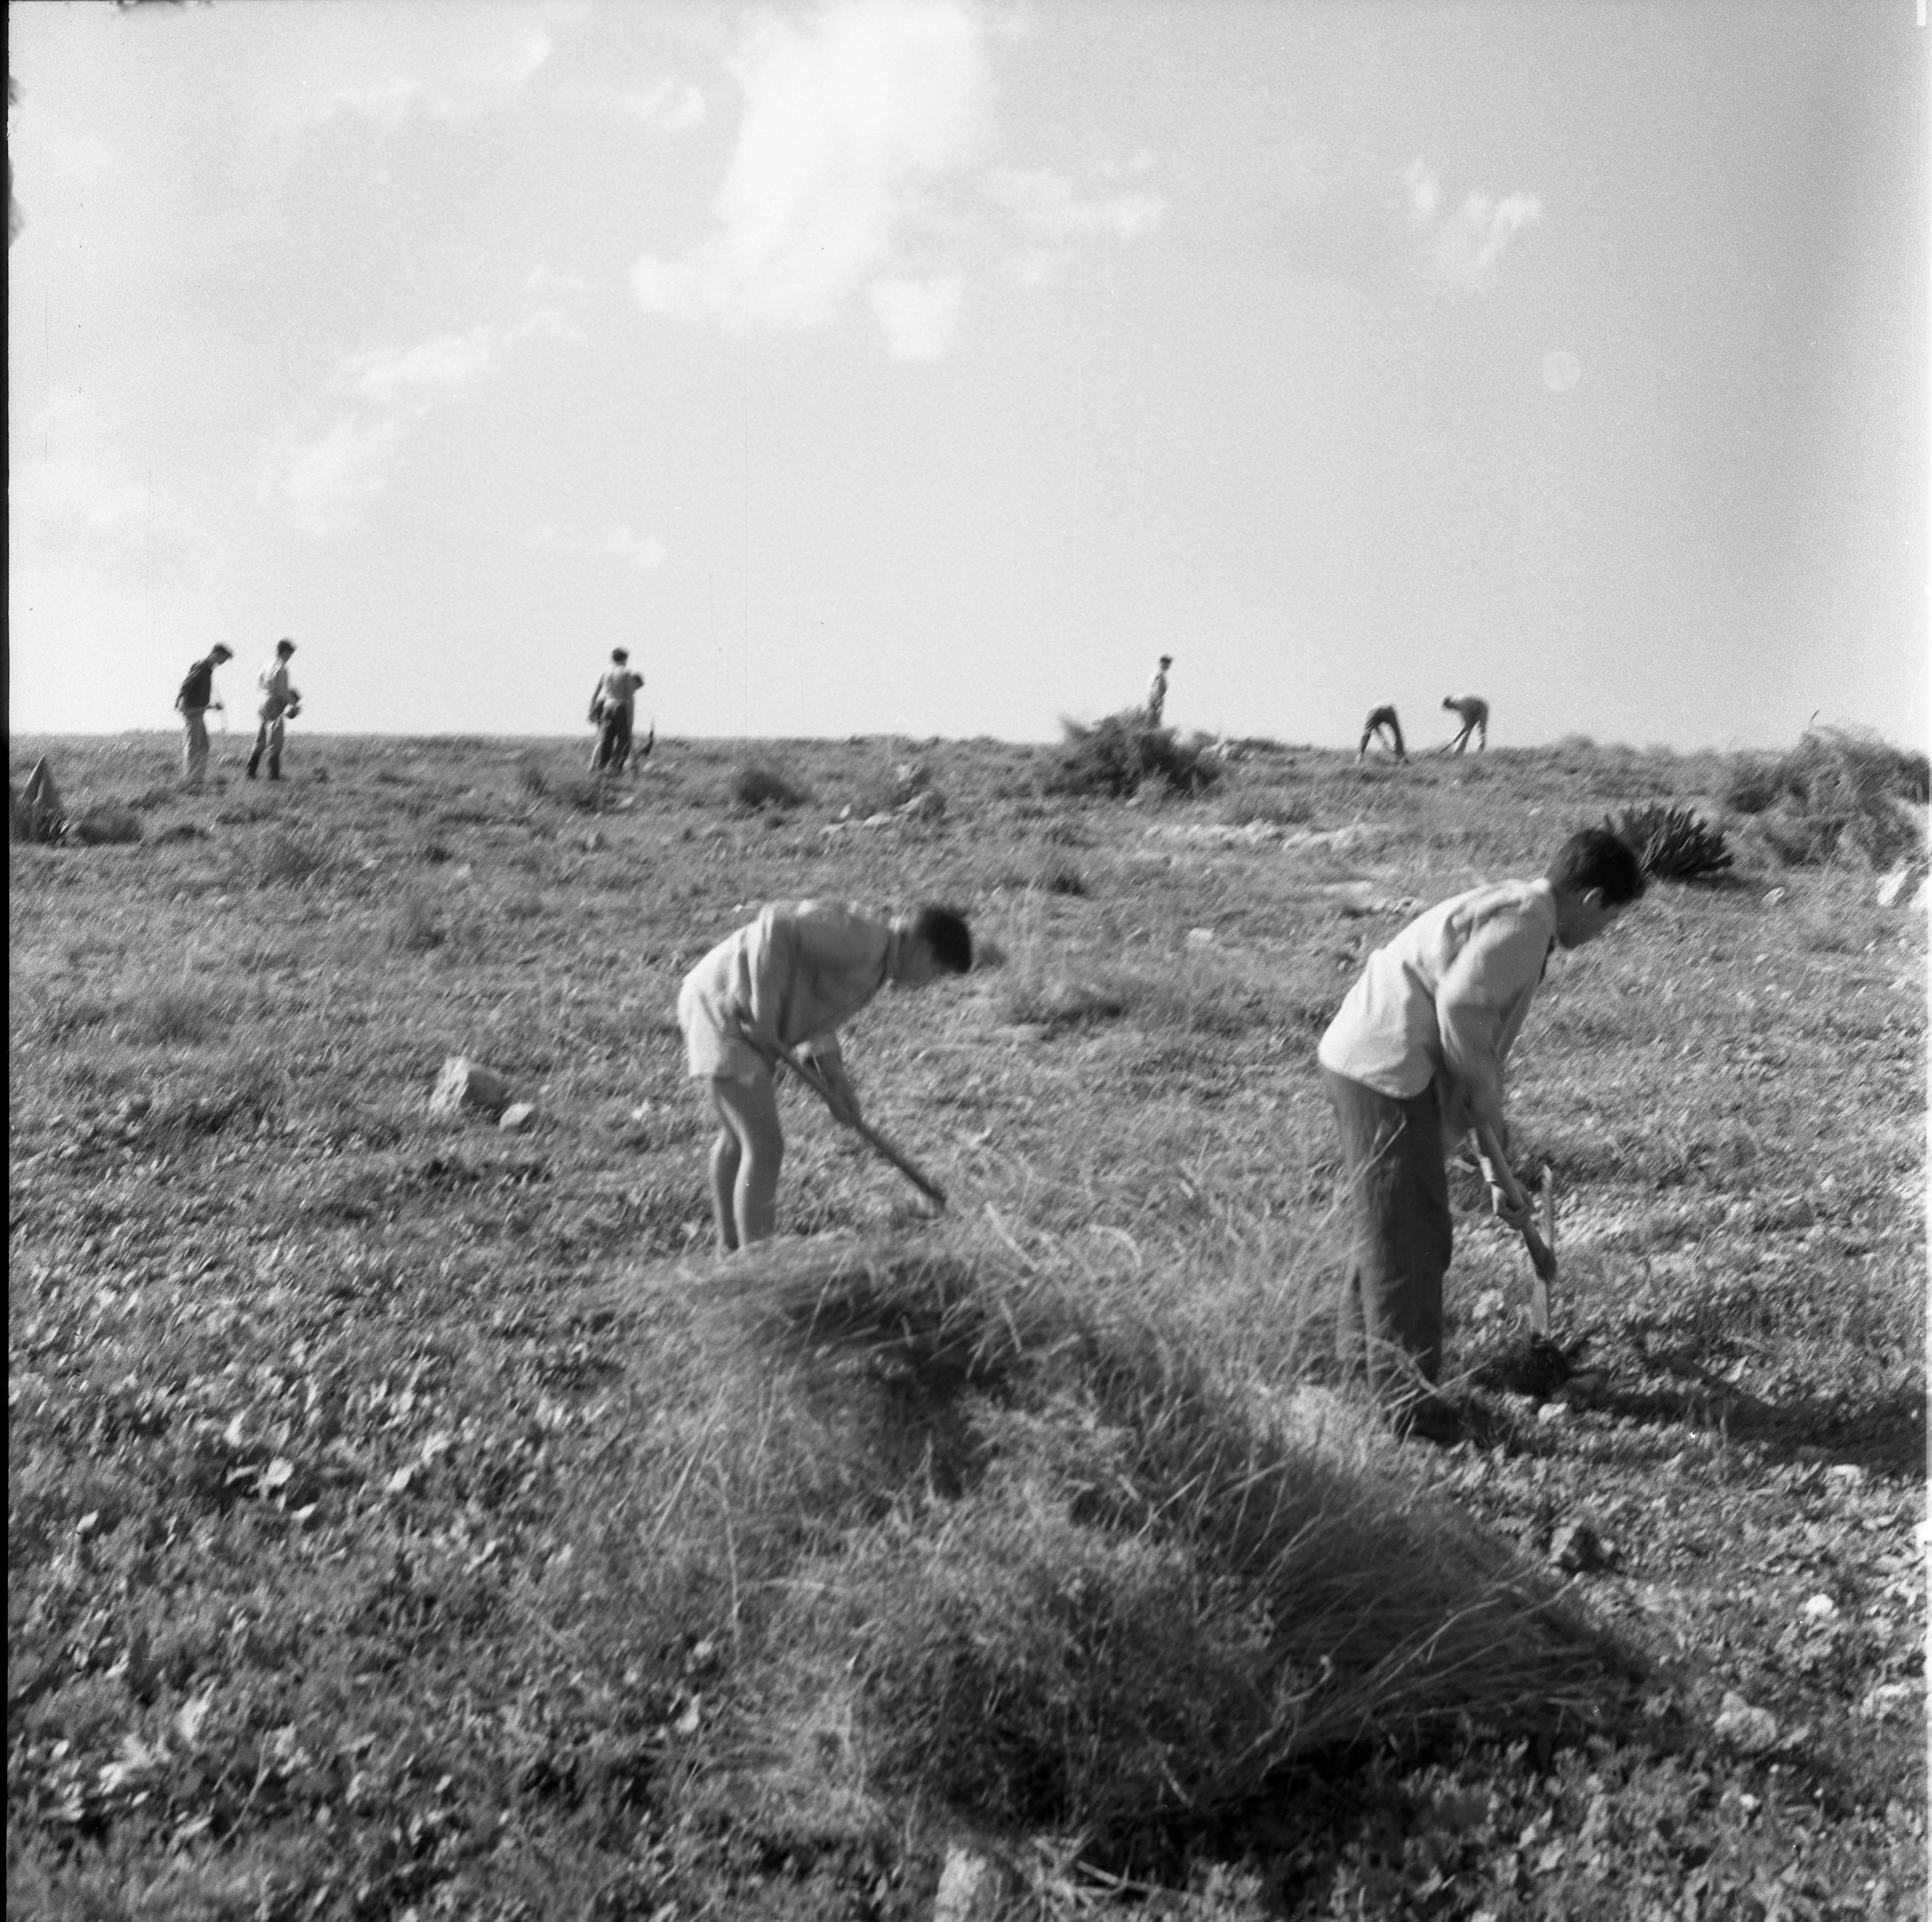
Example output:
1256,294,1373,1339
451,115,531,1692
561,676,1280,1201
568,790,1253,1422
1317,827,1644,1439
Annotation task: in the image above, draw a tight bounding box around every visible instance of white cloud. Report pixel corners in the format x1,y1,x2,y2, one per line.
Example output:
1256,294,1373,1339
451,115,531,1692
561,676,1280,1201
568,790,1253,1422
262,6,555,130
265,303,581,537
524,521,667,571
556,76,708,135
994,156,1166,242
870,271,966,361
1405,160,1542,290
631,0,989,352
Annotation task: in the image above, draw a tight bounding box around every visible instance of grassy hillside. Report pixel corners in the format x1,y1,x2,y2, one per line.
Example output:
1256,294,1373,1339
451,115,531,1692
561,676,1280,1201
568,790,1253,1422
9,729,1925,1919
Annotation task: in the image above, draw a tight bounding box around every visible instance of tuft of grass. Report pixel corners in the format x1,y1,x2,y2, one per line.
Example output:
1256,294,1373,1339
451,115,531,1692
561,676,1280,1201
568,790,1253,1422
388,890,442,953
731,763,813,811
1049,712,1223,800
1220,784,1314,829
254,828,328,886
1610,804,1732,883
129,983,222,1045
516,753,549,797
68,804,143,846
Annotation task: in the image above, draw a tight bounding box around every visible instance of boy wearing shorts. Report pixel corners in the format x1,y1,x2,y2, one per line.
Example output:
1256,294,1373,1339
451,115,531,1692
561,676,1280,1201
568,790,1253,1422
677,900,972,1251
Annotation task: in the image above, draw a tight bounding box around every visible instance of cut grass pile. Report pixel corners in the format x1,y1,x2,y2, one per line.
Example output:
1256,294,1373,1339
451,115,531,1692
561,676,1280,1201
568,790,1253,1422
1050,711,1224,799
1722,726,1929,870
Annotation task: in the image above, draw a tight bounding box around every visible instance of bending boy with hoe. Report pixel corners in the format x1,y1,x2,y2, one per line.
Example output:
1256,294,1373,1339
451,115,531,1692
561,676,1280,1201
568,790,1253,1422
677,901,972,1252
1317,827,1644,1441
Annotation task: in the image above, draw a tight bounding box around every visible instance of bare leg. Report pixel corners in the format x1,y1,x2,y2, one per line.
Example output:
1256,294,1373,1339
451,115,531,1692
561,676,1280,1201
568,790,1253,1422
706,1074,784,1251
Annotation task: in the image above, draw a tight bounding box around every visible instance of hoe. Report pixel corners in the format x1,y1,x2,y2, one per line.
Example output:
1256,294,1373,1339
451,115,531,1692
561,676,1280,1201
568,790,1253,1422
769,1038,948,1211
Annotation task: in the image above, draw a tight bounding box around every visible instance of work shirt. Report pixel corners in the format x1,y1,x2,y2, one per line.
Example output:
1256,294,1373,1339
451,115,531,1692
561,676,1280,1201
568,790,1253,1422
595,667,644,714
1317,878,1557,1145
177,655,223,712
259,659,296,719
1446,695,1489,727
682,900,898,1066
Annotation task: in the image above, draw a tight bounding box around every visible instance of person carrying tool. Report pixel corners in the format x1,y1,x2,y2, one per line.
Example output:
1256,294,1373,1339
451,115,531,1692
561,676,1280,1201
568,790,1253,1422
247,639,301,781
175,643,233,790
1442,693,1488,753
676,899,972,1252
1357,704,1407,762
1315,826,1644,1440
588,647,645,774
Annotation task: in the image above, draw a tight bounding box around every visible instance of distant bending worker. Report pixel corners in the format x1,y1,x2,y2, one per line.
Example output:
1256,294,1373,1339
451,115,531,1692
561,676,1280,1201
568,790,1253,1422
1442,693,1488,754
676,900,972,1252
1145,655,1173,727
1357,704,1407,763
247,639,301,781
175,643,233,790
588,647,645,774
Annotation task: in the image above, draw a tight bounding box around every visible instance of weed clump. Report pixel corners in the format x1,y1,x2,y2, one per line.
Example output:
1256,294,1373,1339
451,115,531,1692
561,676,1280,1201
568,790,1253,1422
68,804,143,846
731,763,812,811
1722,728,1928,869
255,829,328,886
516,753,549,797
1049,712,1222,800
1609,804,1732,883
388,890,442,953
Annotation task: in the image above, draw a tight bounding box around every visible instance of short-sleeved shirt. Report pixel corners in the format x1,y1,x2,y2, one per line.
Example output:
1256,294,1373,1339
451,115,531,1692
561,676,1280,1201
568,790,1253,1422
677,900,895,1083
596,668,644,714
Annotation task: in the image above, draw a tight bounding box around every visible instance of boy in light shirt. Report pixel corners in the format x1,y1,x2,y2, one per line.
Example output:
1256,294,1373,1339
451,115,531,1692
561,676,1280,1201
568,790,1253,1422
677,900,972,1252
1317,827,1645,1439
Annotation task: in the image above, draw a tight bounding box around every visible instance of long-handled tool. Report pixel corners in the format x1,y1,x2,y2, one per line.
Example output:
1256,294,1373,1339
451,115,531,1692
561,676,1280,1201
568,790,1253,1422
767,1038,948,1210
1474,1126,1556,1333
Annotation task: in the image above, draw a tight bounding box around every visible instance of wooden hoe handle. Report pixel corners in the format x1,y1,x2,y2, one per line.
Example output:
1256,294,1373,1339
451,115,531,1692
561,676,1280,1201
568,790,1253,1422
1475,1127,1558,1310
768,1039,948,1210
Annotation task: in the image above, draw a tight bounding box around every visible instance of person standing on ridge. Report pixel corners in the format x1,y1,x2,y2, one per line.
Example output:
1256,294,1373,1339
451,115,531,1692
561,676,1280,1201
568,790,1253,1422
247,639,300,781
589,648,645,774
1145,655,1173,727
1442,693,1488,754
175,643,233,790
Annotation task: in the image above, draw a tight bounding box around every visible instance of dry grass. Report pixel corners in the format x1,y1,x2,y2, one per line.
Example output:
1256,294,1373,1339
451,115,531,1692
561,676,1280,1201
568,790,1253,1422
7,727,1924,1919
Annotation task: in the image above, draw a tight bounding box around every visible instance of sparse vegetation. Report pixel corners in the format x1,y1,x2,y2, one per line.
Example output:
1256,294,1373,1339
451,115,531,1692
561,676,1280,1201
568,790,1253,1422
7,727,1924,1919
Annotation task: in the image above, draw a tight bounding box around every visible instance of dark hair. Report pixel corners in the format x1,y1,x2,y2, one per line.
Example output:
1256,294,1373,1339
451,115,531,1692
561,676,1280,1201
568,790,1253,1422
276,638,296,656
612,648,629,663
911,904,972,974
1545,826,1646,905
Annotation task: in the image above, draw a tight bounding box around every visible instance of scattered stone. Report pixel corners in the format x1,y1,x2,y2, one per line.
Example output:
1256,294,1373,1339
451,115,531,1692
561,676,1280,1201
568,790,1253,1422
1762,887,1787,906
1535,1400,1572,1426
1186,926,1217,946
1857,1680,1921,1724
430,1056,512,1119
1875,862,1919,907
498,1103,537,1133
1713,1691,1780,1754
1823,1462,1865,1486
933,1845,1008,1922
1548,1520,1613,1574
1800,1593,1838,1622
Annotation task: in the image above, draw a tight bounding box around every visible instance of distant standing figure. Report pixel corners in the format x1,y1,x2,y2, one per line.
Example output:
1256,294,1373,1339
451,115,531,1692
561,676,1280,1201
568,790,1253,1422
1145,655,1174,727
1357,704,1407,763
588,648,646,774
676,899,972,1252
1442,694,1488,754
247,639,301,781
175,643,234,789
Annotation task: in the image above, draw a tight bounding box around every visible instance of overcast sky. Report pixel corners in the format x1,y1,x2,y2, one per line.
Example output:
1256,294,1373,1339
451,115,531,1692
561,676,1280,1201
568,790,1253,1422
8,0,1927,750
